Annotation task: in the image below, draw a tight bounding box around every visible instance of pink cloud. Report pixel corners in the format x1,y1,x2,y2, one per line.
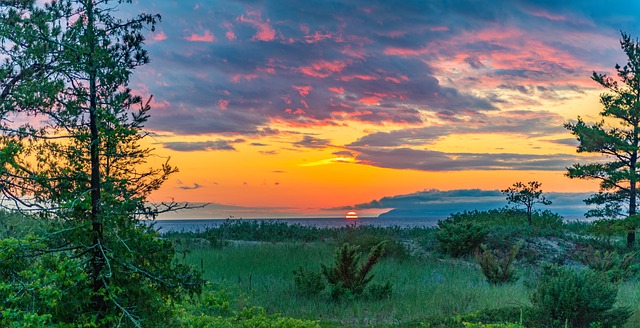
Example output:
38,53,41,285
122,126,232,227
293,85,312,96
152,31,168,41
222,22,236,41
430,26,449,32
299,60,349,78
329,87,344,94
218,100,230,110
359,96,382,105
305,31,332,43
230,73,259,83
340,74,377,81
383,46,431,57
185,30,215,42
237,10,276,41
528,10,567,21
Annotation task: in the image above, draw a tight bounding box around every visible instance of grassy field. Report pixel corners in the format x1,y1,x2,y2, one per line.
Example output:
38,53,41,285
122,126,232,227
169,210,640,327
181,241,531,327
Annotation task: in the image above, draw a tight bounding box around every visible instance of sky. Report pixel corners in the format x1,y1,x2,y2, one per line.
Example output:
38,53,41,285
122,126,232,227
119,0,640,219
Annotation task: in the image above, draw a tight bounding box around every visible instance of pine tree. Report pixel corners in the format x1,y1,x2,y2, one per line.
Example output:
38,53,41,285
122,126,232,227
565,32,640,248
0,0,200,325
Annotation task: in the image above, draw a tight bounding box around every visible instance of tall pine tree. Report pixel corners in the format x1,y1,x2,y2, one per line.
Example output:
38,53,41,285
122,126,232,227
565,32,640,248
0,0,200,325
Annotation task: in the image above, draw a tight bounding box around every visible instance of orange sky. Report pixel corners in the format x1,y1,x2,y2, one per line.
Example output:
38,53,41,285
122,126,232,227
127,0,640,218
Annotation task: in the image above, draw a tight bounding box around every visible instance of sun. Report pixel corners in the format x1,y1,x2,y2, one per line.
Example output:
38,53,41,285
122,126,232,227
345,211,359,220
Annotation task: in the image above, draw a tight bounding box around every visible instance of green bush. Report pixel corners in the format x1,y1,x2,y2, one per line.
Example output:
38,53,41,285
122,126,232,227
321,242,388,300
292,267,326,296
436,220,487,257
367,281,393,300
530,266,631,328
177,286,320,328
475,243,520,285
583,250,639,282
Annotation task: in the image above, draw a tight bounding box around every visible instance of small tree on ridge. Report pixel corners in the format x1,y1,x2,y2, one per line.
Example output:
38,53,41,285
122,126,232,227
502,181,551,225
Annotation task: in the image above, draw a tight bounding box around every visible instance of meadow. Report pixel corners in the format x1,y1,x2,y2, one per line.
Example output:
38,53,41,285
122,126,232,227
165,209,640,327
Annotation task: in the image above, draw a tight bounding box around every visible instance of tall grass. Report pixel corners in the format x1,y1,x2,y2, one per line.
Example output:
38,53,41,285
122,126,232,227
182,242,530,326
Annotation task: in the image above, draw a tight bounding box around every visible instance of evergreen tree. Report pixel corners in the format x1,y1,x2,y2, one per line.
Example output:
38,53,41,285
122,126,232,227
501,181,551,225
565,32,640,248
0,0,200,325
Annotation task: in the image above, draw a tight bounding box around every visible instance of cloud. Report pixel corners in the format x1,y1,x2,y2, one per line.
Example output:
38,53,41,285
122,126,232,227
334,188,595,217
353,147,580,171
178,183,201,190
162,139,243,151
185,30,215,42
293,135,331,149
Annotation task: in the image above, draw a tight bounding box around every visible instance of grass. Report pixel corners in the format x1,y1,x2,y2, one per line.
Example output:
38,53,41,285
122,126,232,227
168,211,640,327
181,242,531,326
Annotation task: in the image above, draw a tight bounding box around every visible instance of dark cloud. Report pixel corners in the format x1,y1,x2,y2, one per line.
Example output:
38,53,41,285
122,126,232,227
546,138,579,147
353,147,579,171
178,183,201,190
349,110,566,147
333,188,594,217
293,135,331,149
332,150,354,157
162,139,242,151
250,142,269,146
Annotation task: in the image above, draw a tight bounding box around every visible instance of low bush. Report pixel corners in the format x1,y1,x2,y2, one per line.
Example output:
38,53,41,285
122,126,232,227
475,243,520,285
583,249,639,282
292,267,326,296
436,220,487,257
177,285,320,328
530,266,631,328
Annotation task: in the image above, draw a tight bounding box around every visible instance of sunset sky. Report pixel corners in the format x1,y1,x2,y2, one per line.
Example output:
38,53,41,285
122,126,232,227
124,1,640,218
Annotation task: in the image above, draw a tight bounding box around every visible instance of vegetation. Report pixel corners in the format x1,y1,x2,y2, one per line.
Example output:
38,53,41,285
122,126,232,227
475,243,520,285
321,242,389,301
0,2,638,326
0,0,199,325
565,32,640,248
501,181,552,225
530,266,631,328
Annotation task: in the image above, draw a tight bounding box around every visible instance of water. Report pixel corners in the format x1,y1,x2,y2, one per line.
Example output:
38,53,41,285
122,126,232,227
150,216,445,233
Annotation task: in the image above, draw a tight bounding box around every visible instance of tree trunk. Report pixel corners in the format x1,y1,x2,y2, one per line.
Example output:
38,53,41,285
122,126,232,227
86,0,106,319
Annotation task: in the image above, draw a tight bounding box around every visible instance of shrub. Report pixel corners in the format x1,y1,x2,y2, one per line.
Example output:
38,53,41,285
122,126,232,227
583,250,639,282
530,266,631,328
436,220,487,257
292,267,326,296
321,241,387,300
367,281,393,300
475,243,520,285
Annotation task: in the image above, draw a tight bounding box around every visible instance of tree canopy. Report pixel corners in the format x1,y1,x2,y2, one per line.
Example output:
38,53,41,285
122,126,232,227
565,32,640,248
0,0,200,325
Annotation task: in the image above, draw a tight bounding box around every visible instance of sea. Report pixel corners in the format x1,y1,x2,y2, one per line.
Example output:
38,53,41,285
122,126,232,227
150,216,445,233
150,214,588,233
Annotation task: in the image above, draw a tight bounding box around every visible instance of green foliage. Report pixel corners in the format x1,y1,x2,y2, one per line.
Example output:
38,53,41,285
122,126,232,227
564,32,640,247
583,249,639,282
530,266,631,328
292,267,326,296
502,181,552,225
366,281,393,300
321,242,388,300
475,244,520,285
176,285,320,328
0,235,88,327
0,0,202,325
436,220,487,257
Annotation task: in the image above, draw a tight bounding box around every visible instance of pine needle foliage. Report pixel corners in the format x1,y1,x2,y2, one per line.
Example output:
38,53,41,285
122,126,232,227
321,241,386,300
475,243,520,285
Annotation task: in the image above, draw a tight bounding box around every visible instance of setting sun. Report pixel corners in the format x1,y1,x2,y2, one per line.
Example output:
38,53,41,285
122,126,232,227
345,211,359,220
